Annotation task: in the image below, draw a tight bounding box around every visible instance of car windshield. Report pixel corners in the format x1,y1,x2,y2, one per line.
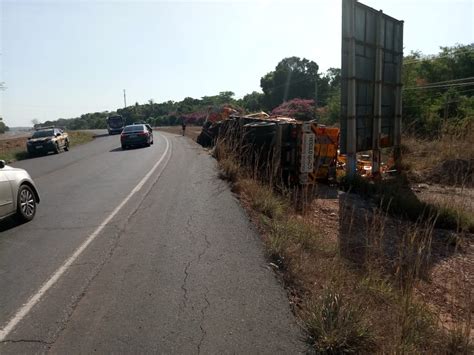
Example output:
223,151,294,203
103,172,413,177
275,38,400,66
32,130,54,138
123,125,144,133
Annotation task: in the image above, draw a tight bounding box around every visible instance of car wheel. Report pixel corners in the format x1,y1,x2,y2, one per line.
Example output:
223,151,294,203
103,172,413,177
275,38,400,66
122,144,126,150
54,142,60,154
64,140,69,151
16,184,36,222
150,137,154,145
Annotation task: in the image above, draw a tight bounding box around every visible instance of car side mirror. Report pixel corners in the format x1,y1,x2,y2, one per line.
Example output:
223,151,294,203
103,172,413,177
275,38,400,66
0,160,5,169
28,137,31,140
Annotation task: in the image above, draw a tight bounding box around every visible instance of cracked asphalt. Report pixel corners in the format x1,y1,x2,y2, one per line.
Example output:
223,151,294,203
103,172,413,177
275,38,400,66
0,130,305,353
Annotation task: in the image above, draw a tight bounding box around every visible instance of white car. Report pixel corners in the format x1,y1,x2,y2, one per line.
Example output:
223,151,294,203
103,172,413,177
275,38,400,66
0,160,40,222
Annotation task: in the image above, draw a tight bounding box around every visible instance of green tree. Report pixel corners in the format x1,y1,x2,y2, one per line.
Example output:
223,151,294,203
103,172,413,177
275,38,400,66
240,91,264,112
0,116,8,133
402,44,474,135
260,57,320,110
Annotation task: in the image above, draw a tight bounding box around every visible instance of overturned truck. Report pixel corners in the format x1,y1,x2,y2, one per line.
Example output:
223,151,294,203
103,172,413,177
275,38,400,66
197,108,340,186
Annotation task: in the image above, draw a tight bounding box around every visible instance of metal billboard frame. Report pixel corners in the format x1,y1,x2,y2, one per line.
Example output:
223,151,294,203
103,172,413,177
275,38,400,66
341,0,404,176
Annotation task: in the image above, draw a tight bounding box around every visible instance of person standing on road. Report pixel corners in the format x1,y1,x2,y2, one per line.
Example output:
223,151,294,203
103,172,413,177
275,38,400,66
181,120,186,136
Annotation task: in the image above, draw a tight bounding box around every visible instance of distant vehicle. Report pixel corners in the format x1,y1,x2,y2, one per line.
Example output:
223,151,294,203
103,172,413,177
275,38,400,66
0,160,40,222
26,127,69,156
107,115,125,135
120,124,154,149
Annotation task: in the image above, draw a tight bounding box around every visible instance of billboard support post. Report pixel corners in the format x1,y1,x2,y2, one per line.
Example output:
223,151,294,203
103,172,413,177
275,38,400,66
372,10,384,176
346,0,357,178
394,22,404,171
341,0,403,176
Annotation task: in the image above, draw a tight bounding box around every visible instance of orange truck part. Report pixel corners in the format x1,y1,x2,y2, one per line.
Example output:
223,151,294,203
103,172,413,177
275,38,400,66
300,123,340,183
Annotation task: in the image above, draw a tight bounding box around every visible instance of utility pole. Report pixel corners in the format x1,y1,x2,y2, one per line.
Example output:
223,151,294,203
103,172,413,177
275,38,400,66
123,89,127,108
314,74,318,121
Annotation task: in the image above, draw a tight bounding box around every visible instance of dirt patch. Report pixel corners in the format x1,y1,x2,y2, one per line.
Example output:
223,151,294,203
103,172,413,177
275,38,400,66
306,184,474,340
0,137,27,151
413,183,474,216
417,241,474,336
0,137,28,161
428,158,474,187
157,126,202,142
403,129,474,189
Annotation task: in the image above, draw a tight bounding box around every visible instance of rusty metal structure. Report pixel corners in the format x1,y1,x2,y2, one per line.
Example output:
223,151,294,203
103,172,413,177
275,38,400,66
341,0,404,177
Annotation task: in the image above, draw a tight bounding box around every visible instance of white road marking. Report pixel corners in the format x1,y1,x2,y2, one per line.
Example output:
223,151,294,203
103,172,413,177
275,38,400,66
0,135,171,341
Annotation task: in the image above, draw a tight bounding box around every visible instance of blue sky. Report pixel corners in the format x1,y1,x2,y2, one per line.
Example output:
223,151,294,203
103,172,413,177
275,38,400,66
1,0,473,127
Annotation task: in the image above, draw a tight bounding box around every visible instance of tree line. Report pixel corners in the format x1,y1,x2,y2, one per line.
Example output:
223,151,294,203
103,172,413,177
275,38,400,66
402,44,473,136
32,43,474,137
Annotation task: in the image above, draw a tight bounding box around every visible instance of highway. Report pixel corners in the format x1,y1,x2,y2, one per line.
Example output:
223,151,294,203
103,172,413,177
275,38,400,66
0,130,304,353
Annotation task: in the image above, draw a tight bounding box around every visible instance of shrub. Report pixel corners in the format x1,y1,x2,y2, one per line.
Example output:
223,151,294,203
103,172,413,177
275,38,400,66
306,290,375,354
271,98,315,121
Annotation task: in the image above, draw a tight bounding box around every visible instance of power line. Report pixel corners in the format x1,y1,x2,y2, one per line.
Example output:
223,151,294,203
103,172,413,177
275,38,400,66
403,81,474,90
403,96,474,110
403,46,474,65
403,87,474,102
408,76,474,87
402,88,474,109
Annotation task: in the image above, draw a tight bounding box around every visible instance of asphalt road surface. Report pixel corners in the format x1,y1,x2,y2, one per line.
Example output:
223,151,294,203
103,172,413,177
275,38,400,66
0,130,304,354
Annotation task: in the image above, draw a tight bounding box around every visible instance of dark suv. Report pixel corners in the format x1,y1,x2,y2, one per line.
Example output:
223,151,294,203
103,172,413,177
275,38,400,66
27,128,69,156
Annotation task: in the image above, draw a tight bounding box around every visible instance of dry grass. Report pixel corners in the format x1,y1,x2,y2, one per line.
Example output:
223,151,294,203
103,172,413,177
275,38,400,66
213,134,473,353
68,130,95,148
402,124,473,187
305,290,375,353
0,136,29,162
0,131,95,163
404,130,474,231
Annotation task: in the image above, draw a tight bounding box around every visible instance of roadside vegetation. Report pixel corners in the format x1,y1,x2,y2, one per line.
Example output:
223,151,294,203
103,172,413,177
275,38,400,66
0,131,95,163
214,133,473,353
0,116,9,134
211,43,474,349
